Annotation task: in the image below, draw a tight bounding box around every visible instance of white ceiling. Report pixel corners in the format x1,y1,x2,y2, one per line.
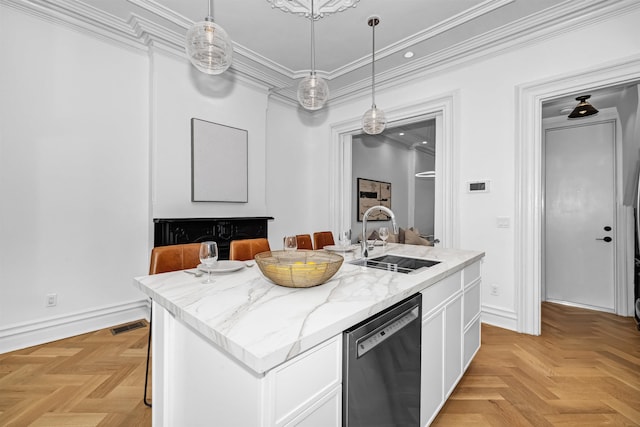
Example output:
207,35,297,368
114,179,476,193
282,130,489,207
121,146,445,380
78,0,557,74
10,0,632,105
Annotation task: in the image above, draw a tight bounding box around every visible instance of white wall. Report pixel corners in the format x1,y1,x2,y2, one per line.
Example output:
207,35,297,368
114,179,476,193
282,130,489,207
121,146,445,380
152,52,269,219
618,84,640,206
308,7,640,329
0,7,277,352
264,100,317,249
0,6,150,350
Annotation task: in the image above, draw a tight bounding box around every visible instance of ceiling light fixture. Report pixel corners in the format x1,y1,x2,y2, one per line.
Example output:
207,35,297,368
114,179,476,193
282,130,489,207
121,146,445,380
404,51,414,59
415,171,435,179
362,16,386,135
297,0,329,110
185,0,233,75
568,95,599,119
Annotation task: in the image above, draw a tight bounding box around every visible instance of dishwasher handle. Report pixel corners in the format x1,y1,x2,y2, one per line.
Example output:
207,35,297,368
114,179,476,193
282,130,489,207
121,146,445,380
355,305,420,358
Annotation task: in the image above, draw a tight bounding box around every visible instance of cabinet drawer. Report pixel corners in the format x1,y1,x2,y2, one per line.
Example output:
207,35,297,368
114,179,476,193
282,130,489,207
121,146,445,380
463,281,481,327
422,271,461,314
463,261,481,287
284,384,341,427
270,336,341,424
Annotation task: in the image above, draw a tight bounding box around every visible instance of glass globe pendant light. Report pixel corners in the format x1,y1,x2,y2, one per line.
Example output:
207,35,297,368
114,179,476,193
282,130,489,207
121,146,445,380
185,0,233,75
297,0,329,110
362,16,386,135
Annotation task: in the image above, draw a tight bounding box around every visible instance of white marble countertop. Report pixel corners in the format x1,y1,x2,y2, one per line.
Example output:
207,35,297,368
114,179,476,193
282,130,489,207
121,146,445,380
133,243,484,374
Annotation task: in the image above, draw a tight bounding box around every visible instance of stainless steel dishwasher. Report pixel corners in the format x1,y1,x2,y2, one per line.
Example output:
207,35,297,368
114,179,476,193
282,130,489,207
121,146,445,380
343,293,422,427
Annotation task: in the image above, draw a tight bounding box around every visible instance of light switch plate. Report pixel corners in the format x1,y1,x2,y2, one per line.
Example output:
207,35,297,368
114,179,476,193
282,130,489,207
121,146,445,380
497,216,510,228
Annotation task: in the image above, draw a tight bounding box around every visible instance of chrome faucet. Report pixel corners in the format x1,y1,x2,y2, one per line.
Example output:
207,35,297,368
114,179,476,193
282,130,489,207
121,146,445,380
361,205,398,258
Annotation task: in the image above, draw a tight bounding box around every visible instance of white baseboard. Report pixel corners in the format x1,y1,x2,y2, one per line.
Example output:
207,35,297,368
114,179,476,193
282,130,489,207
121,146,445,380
0,298,151,354
481,304,518,331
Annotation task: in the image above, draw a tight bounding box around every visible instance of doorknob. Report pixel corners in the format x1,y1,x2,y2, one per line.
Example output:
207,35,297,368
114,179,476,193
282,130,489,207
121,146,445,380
604,226,612,231
596,236,612,242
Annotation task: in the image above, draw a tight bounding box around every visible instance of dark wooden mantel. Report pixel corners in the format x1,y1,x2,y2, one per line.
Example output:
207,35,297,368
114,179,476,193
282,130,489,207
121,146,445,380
153,217,273,260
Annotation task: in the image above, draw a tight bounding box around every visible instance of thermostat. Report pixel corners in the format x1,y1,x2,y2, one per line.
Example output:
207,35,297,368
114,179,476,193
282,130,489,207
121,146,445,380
467,180,490,193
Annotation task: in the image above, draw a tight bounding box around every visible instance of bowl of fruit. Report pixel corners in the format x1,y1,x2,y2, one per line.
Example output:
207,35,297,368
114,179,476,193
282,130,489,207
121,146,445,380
254,250,344,288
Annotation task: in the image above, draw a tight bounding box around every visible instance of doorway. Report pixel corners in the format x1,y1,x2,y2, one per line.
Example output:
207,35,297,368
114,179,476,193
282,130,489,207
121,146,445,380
543,119,617,313
329,93,458,249
515,58,640,335
350,119,437,242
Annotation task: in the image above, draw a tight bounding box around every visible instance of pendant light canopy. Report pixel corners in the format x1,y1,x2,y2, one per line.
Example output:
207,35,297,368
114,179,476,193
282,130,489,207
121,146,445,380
185,0,233,75
297,0,329,110
568,95,599,119
362,16,386,135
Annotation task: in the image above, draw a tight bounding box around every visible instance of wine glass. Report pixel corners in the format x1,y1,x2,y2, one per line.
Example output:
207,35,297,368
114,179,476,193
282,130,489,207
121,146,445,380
338,230,351,248
378,227,390,250
199,241,218,283
283,235,298,251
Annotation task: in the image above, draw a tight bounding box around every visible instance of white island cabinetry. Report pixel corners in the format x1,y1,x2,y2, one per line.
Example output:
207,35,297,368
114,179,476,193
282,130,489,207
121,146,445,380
153,302,342,427
420,260,481,426
134,245,484,427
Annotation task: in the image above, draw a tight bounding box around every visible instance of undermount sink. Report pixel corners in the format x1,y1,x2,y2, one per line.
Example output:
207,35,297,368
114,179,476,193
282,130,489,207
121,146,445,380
349,254,441,274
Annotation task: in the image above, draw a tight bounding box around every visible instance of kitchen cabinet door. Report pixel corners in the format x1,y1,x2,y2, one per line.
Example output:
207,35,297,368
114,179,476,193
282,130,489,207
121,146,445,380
270,336,342,426
421,309,444,427
444,294,463,397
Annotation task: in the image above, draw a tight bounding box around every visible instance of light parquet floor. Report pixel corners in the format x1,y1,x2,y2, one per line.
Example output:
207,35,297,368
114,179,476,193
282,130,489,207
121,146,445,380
434,302,640,427
1,303,639,426
0,322,151,426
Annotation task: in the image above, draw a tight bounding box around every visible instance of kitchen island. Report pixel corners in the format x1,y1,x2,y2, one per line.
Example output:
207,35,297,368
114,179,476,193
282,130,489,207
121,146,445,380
133,243,484,426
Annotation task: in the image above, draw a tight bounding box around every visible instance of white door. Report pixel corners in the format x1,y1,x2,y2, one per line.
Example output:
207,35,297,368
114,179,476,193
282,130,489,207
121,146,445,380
544,120,616,312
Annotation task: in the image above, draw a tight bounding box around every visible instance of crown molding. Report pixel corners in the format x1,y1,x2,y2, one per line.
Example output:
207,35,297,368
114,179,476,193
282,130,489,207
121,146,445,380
129,0,302,80
328,0,514,80
3,0,639,107
127,0,191,29
327,0,640,107
2,0,146,51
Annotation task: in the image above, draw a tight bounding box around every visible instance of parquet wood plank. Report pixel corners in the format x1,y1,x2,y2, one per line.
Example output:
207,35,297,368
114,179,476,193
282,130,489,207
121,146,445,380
542,413,613,426
29,412,106,427
483,399,541,427
601,397,640,423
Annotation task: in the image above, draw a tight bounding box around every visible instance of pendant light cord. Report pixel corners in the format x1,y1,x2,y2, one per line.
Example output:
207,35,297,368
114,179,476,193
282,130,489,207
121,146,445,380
310,0,316,74
371,19,376,107
208,0,212,18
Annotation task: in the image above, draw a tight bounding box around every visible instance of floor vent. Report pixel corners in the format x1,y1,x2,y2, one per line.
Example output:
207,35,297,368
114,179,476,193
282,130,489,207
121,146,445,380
111,320,147,335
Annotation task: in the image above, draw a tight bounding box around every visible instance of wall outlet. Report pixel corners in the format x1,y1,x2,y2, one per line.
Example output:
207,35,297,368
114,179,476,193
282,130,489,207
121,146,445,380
490,284,499,296
46,293,57,307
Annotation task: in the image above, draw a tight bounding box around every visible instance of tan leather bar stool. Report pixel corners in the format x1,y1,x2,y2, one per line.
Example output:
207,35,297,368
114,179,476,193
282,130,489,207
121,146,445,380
313,231,335,250
144,243,201,408
296,234,313,250
229,238,271,261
